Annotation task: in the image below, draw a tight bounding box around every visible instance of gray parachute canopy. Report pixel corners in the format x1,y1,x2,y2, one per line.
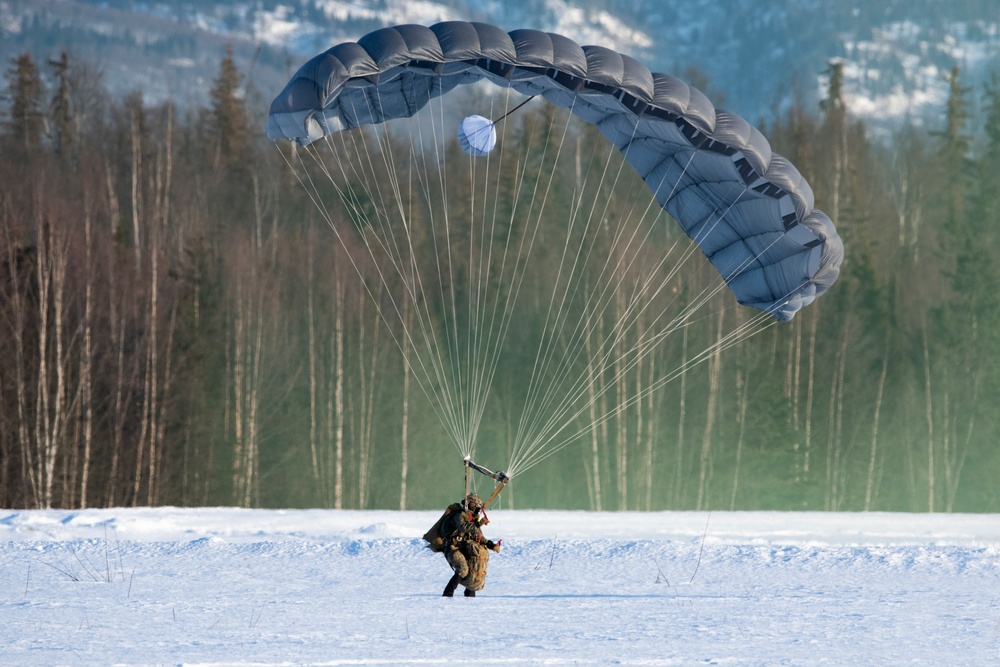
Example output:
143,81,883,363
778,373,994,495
267,22,843,320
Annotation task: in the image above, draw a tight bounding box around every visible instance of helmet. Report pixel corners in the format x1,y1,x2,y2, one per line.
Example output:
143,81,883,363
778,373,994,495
465,493,483,511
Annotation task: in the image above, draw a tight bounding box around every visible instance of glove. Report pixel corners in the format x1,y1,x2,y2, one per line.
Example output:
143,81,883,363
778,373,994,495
486,539,501,553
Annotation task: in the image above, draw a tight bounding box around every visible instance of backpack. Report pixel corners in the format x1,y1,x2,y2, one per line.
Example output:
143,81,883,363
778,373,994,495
422,503,463,552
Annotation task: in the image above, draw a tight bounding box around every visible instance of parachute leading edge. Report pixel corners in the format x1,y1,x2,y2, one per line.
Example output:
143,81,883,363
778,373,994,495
266,21,843,320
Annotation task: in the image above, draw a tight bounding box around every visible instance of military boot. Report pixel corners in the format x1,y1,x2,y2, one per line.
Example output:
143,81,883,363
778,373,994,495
464,588,476,597
442,574,460,597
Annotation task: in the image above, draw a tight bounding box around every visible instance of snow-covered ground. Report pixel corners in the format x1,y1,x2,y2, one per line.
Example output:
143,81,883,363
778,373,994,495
3,508,999,665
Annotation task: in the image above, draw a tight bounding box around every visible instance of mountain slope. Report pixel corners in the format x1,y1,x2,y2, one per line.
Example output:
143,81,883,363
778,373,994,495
1,1,998,136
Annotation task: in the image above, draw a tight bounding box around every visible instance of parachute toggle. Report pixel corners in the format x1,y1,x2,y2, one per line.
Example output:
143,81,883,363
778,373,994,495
457,115,497,156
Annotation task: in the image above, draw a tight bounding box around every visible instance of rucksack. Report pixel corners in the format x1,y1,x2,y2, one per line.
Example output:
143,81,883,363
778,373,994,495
422,503,463,552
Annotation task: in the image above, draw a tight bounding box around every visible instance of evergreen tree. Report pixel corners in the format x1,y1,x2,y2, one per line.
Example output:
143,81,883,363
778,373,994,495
819,59,847,118
980,72,1000,191
942,64,973,160
962,74,1000,361
3,53,46,156
203,45,256,230
208,45,252,172
935,64,975,241
936,64,976,283
48,51,74,162
929,64,985,511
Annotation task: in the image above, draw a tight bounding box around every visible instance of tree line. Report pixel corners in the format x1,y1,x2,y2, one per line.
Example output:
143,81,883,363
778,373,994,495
1,50,998,511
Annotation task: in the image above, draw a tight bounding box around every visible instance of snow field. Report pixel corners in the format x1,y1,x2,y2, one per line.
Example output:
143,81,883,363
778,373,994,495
2,509,999,665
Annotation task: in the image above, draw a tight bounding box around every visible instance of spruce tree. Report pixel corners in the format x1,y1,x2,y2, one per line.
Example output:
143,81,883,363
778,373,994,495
3,52,46,156
208,45,252,172
820,60,847,118
981,73,1000,186
204,45,256,231
942,64,972,160
933,64,987,511
965,75,1000,359
937,64,976,283
49,51,74,162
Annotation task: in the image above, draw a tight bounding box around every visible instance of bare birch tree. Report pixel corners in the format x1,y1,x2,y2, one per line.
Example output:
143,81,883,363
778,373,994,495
78,183,95,507
583,292,604,511
864,342,890,511
355,285,383,509
307,228,320,484
333,268,345,508
922,322,935,512
614,284,628,510
399,294,411,510
673,325,688,508
696,310,724,511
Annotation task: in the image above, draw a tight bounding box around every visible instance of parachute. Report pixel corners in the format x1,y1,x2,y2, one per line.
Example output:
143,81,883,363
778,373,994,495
267,21,842,320
457,114,497,156
267,22,843,479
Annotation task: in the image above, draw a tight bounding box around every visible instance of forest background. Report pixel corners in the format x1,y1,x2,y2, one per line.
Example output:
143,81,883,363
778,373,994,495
1,43,999,513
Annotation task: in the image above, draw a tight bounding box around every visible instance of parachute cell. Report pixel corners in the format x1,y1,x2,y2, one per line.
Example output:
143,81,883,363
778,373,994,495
267,21,842,320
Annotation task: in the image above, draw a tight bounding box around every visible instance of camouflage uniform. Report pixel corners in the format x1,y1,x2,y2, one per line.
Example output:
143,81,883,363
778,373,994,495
441,493,500,597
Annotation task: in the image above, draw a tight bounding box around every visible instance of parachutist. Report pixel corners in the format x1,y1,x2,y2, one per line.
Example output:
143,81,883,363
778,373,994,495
422,493,501,597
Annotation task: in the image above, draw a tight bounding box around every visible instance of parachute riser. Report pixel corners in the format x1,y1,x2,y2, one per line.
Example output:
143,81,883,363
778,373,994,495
463,456,510,510
482,477,509,511
464,459,470,505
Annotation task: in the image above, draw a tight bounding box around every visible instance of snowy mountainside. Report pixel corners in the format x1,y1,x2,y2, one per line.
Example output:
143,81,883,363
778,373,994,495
1,1,998,135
